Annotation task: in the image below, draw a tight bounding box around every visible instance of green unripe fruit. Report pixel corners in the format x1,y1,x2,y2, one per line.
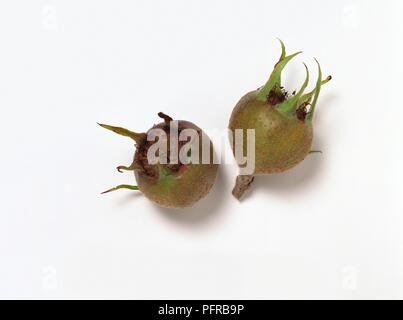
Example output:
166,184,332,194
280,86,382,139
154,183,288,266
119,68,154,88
229,40,331,199
230,90,313,174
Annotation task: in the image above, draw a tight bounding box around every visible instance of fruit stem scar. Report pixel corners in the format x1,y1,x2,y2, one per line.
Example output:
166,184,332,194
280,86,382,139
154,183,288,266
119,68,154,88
232,175,255,200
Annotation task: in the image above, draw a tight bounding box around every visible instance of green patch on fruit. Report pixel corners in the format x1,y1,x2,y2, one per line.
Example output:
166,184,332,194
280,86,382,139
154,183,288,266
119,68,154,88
157,165,177,191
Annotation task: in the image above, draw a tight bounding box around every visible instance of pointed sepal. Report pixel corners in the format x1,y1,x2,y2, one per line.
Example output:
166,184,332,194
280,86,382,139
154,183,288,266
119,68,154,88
257,40,302,102
277,63,310,114
297,75,331,109
101,184,139,194
277,38,286,65
98,123,146,145
306,59,322,123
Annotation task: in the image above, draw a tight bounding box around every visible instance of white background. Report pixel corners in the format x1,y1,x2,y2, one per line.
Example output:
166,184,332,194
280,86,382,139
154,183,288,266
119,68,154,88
0,0,402,299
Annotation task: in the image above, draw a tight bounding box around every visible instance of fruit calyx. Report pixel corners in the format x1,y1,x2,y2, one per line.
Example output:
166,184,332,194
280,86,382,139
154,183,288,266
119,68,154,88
256,39,332,123
98,113,193,194
266,85,288,106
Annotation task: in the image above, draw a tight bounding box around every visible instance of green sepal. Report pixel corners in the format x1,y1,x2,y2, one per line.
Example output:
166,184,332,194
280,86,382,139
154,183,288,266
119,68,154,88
98,123,146,145
117,160,142,173
306,59,322,123
298,75,331,108
101,184,139,194
277,63,309,114
257,40,302,102
278,38,286,66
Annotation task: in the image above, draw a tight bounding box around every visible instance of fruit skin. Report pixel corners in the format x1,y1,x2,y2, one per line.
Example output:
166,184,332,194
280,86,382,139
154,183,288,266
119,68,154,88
229,90,313,174
99,114,218,209
135,160,217,208
229,40,331,199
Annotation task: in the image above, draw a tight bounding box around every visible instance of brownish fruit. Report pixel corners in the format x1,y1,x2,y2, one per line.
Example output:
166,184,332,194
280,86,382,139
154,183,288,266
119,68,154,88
99,113,218,208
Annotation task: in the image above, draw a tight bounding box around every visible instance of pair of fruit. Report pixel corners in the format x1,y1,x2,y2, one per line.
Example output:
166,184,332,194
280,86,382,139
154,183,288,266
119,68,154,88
99,41,331,208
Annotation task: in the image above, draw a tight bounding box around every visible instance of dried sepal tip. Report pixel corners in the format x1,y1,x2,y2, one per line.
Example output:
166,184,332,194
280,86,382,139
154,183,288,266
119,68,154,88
98,123,146,146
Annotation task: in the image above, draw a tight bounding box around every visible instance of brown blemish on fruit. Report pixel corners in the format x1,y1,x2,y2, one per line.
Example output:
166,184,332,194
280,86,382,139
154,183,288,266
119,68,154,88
296,102,310,121
267,86,287,106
